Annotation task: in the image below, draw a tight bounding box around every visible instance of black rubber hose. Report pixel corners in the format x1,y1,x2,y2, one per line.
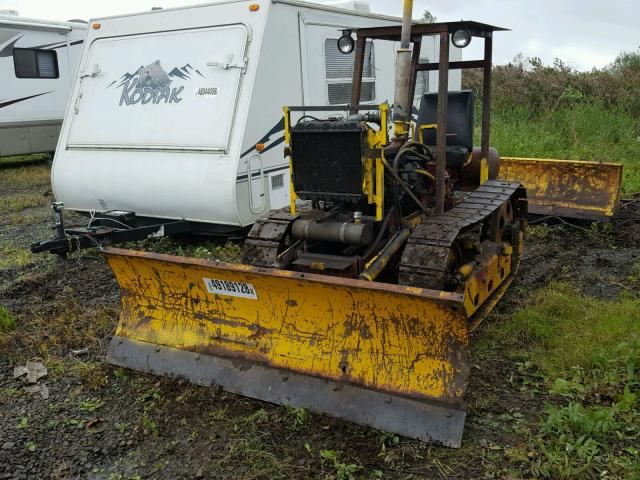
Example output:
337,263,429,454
362,207,394,261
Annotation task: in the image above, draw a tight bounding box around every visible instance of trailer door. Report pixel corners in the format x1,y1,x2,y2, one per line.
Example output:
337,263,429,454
67,24,248,151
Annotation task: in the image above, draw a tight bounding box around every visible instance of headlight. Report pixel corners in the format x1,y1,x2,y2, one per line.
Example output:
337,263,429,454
451,29,472,48
337,31,355,54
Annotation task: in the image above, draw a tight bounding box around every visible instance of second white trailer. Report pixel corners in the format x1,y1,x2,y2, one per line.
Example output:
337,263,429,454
52,0,461,233
0,13,86,156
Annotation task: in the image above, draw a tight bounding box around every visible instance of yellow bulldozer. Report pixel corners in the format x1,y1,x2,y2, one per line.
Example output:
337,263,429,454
49,2,622,447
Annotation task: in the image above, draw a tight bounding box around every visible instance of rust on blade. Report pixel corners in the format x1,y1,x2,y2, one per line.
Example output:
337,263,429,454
499,157,622,220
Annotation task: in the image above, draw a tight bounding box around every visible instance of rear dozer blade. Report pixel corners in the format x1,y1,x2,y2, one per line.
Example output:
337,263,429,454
498,157,622,221
103,247,481,447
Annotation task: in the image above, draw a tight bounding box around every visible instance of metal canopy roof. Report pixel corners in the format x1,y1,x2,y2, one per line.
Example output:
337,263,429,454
354,21,509,40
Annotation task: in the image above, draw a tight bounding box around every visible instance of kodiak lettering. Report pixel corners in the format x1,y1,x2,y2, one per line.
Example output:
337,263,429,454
119,78,183,106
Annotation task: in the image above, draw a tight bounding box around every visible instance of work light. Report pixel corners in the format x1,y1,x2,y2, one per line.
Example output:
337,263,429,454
452,29,472,48
337,30,355,54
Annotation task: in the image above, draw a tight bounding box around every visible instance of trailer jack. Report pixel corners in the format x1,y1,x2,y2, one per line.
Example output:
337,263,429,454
31,202,193,257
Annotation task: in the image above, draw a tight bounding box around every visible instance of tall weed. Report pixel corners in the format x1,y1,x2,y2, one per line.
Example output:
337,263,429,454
464,53,640,193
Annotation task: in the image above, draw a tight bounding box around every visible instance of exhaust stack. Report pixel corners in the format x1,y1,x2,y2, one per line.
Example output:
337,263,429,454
392,0,413,138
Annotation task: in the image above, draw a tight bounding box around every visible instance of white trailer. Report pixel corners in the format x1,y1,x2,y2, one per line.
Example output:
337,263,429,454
52,0,461,233
0,12,87,156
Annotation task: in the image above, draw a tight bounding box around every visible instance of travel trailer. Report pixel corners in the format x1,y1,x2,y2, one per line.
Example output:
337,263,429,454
0,12,87,156
51,0,461,234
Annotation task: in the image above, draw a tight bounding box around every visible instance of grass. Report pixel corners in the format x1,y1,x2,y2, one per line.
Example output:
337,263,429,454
507,283,640,376
0,163,50,189
0,59,638,479
207,408,297,479
0,306,16,332
0,286,117,362
477,283,640,478
0,192,49,214
490,103,640,195
0,153,50,168
130,236,244,263
0,241,38,269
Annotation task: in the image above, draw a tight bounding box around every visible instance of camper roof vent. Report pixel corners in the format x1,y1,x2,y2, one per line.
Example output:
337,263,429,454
321,1,370,13
0,9,19,15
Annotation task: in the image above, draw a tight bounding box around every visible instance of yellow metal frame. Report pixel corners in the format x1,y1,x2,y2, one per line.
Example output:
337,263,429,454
283,106,298,216
416,123,437,144
283,103,389,221
461,246,513,317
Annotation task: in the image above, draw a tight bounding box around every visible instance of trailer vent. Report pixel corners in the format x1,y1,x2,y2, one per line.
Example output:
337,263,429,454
324,39,375,104
328,82,375,106
271,173,284,190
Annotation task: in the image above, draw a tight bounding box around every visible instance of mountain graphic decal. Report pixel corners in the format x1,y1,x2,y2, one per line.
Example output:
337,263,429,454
106,60,208,107
106,66,143,89
168,64,205,80
108,61,206,89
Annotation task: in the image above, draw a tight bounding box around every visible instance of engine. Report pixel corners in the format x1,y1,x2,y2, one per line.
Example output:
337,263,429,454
290,117,434,218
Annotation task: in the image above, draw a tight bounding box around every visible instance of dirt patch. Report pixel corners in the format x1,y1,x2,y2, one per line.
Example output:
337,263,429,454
517,203,640,299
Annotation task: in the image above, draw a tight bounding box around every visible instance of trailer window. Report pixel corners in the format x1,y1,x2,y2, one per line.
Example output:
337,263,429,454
13,49,59,79
324,39,375,105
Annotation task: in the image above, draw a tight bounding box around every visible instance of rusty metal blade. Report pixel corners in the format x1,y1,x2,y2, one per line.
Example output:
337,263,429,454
498,157,622,221
102,247,471,446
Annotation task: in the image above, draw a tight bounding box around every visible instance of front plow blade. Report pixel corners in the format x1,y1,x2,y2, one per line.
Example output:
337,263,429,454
104,248,471,447
498,157,622,221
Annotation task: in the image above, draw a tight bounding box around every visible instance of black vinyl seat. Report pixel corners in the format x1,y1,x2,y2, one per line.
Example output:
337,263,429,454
416,90,475,169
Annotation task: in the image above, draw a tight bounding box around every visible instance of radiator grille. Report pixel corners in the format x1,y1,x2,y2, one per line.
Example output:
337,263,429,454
291,121,364,203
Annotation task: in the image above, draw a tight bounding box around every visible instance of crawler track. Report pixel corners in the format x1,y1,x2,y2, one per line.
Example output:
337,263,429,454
242,181,527,293
399,180,527,290
241,210,297,267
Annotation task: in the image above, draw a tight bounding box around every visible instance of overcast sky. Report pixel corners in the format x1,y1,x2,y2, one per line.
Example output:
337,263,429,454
2,0,638,70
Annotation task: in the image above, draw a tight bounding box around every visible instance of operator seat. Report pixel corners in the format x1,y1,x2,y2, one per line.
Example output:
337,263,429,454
416,90,475,169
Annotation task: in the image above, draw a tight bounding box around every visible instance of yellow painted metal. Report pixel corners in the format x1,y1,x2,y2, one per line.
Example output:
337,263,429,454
284,103,388,221
375,155,384,221
283,106,297,216
417,123,437,144
392,120,409,140
461,249,512,317
498,157,622,220
104,247,471,405
373,104,389,221
455,262,475,280
363,103,388,221
479,157,489,184
363,154,374,204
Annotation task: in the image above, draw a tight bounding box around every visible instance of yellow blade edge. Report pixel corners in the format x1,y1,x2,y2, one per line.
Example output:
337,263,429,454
498,157,622,221
103,247,471,447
